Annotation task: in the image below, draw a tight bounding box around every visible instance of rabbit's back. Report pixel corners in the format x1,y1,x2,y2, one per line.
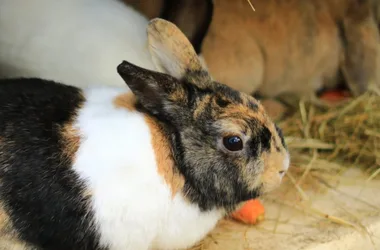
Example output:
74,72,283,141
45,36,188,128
0,79,222,250
0,78,100,249
202,0,342,97
0,0,156,88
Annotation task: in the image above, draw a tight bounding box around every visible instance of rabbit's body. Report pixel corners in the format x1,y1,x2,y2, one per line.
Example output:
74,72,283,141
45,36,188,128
0,79,222,250
204,0,380,97
0,0,156,88
202,0,341,97
0,19,290,250
126,0,380,98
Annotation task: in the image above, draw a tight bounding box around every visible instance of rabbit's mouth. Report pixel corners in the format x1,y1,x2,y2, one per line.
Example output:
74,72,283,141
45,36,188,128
259,150,290,194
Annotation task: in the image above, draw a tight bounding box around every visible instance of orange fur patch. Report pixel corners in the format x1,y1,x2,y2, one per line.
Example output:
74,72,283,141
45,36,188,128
0,203,28,249
113,92,137,111
113,92,185,197
193,95,211,119
0,239,29,250
144,116,185,197
61,124,81,161
169,88,187,102
221,103,267,124
60,99,91,199
0,203,10,234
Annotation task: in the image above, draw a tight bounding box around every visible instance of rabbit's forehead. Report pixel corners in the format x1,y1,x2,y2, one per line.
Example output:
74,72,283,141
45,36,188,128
192,90,286,153
192,86,261,116
194,91,274,133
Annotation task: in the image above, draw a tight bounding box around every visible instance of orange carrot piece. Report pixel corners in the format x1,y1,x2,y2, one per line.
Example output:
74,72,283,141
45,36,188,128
230,199,265,224
319,90,351,102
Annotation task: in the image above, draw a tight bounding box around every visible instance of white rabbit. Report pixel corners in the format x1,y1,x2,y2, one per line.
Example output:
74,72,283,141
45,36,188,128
0,19,290,250
0,0,156,88
0,0,213,89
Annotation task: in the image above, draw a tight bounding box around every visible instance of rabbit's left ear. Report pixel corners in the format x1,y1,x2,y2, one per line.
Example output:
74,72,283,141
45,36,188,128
147,18,212,89
117,60,188,117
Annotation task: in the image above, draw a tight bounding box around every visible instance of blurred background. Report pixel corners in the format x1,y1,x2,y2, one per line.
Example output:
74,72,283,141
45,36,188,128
0,0,379,249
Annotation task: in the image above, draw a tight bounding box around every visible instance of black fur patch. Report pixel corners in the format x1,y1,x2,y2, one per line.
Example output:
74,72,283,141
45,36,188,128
275,124,287,149
212,84,242,104
245,124,271,158
0,78,104,250
183,81,197,108
215,97,230,108
246,100,259,111
258,127,272,152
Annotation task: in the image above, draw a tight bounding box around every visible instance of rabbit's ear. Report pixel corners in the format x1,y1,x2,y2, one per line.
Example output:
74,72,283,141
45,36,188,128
117,60,186,116
147,18,212,89
159,0,213,54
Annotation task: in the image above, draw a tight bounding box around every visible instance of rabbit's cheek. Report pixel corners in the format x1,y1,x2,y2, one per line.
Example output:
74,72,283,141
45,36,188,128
241,160,264,191
261,151,290,193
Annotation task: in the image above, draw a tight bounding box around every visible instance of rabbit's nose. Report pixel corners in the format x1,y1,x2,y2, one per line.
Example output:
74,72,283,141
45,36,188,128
279,170,286,178
280,153,290,177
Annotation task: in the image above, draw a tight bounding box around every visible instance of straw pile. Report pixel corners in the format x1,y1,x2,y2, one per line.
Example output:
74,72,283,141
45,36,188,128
281,84,380,179
269,84,380,229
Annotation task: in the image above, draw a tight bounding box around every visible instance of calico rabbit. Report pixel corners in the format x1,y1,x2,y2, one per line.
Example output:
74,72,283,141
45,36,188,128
0,19,290,250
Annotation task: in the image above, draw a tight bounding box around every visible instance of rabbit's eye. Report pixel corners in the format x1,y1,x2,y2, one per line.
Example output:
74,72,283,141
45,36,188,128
223,136,243,151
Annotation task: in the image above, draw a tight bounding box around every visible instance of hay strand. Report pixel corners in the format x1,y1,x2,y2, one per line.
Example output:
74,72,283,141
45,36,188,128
246,0,256,11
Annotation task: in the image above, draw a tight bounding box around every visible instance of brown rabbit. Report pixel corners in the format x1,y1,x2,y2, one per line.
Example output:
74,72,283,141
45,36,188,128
124,0,380,102
124,0,213,55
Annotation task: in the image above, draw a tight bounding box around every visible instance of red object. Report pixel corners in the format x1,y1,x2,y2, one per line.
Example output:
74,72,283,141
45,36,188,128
230,199,265,224
319,90,351,102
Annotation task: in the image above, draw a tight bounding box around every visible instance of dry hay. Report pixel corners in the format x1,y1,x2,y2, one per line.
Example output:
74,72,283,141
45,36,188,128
281,86,380,173
189,85,380,250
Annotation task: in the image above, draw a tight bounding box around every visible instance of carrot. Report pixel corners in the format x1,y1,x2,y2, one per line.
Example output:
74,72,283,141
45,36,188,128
319,90,351,102
230,199,265,224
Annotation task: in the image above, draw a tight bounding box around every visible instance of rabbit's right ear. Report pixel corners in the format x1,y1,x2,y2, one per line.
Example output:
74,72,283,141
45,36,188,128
147,18,212,89
159,0,213,54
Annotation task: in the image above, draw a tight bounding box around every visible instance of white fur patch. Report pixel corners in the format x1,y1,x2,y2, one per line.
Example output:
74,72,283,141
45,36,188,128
281,153,291,179
73,87,223,250
0,0,156,88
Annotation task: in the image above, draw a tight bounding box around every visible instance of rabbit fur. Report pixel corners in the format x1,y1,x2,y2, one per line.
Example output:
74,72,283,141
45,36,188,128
0,0,157,89
0,0,213,90
126,0,380,99
0,19,290,250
